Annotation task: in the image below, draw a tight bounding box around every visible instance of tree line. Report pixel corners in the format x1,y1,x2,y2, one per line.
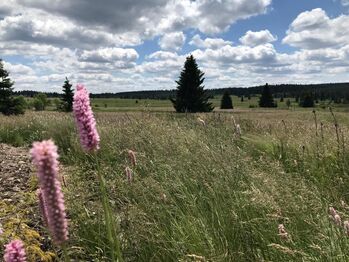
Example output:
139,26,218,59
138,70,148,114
14,83,349,103
1,55,349,115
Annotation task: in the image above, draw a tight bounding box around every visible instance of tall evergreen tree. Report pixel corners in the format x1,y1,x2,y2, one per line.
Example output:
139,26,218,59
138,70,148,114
171,55,213,113
61,77,74,112
220,91,233,109
259,83,277,108
300,93,314,107
0,59,14,114
0,59,25,115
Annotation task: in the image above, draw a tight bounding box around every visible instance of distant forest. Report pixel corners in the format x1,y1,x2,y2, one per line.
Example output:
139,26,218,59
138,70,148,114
15,82,349,103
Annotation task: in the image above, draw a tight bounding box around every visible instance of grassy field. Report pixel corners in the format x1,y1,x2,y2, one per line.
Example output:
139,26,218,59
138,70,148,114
1,107,349,261
89,96,320,111
32,95,344,112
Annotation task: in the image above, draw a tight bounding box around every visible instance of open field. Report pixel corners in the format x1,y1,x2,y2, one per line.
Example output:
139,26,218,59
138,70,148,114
31,96,348,112
1,108,349,261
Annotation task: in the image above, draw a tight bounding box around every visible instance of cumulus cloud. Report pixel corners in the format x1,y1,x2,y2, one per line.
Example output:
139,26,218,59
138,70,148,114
0,11,141,49
158,32,186,51
341,0,349,6
0,1,18,18
193,43,278,65
147,51,179,60
189,34,232,49
1,1,348,92
283,8,349,49
239,30,277,47
78,48,139,64
16,0,271,36
3,61,35,75
194,0,271,34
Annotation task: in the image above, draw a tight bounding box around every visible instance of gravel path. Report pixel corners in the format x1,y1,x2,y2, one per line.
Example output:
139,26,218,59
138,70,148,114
0,143,32,203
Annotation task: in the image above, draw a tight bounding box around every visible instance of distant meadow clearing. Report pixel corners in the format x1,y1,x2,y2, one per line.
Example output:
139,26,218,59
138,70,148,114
1,108,349,261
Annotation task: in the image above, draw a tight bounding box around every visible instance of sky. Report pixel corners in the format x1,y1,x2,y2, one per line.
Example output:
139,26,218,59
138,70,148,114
1,0,349,93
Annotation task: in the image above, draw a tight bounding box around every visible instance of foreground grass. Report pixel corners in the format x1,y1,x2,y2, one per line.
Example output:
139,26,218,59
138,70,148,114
1,109,349,261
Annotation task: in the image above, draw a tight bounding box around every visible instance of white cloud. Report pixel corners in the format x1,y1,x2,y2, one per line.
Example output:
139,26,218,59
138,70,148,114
78,48,139,65
283,8,349,49
0,11,141,49
239,30,277,47
158,32,186,51
194,0,271,34
193,43,278,65
147,51,179,60
1,2,349,92
341,0,349,6
3,61,35,75
16,0,271,36
189,34,232,49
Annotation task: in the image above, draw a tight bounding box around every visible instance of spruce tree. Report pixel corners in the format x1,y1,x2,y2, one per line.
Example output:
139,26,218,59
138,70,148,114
259,83,277,108
171,55,213,113
61,77,74,112
220,91,233,109
0,59,14,114
300,93,314,107
0,59,25,115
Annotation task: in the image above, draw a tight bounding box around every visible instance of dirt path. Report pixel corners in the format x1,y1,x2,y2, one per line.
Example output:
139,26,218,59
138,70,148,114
0,143,32,202
0,144,57,260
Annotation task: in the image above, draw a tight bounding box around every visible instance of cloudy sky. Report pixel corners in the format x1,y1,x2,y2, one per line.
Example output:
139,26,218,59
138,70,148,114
1,0,349,93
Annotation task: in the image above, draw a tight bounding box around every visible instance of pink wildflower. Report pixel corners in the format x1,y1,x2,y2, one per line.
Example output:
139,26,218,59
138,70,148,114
329,207,342,226
278,224,289,240
236,124,242,137
344,221,349,236
37,189,48,226
30,140,68,245
125,166,133,183
128,150,136,166
4,239,26,262
73,84,100,151
334,214,342,226
329,207,337,217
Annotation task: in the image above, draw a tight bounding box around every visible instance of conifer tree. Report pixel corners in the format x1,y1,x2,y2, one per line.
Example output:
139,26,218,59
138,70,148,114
61,77,74,112
259,83,277,108
220,91,233,109
0,59,25,115
171,55,213,113
300,93,314,107
0,59,14,114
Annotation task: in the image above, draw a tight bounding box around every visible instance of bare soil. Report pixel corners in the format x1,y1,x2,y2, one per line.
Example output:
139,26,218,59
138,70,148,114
0,143,32,203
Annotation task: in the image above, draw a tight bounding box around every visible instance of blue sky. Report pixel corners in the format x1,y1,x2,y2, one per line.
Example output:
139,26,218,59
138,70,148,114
1,0,349,93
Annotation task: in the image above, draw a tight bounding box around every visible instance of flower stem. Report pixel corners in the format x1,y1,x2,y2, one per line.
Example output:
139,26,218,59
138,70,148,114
95,154,122,261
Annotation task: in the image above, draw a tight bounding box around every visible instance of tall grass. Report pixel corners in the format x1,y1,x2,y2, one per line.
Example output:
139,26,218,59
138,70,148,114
1,109,349,261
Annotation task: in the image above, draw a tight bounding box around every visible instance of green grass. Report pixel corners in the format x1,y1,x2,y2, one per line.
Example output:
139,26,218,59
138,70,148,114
24,95,347,112
1,109,349,261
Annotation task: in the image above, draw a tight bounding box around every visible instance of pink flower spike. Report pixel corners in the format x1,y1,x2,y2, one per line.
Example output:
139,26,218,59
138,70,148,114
344,221,349,236
278,224,289,240
125,166,133,183
334,214,342,226
329,207,337,217
4,239,26,262
128,150,136,166
37,189,48,227
30,140,68,245
73,84,100,152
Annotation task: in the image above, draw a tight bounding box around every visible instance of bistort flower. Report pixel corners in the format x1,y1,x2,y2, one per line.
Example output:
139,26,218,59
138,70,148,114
73,84,100,151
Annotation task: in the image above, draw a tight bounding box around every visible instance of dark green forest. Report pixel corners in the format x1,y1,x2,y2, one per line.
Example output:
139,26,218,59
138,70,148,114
15,82,349,103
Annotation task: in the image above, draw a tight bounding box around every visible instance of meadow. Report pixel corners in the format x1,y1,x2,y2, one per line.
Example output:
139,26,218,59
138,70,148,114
35,95,346,113
1,105,349,261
